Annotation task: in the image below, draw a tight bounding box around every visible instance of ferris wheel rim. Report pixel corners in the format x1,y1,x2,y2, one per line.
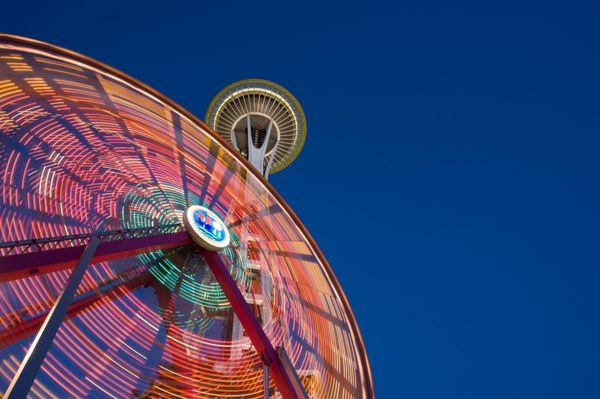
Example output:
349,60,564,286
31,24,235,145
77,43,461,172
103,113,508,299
0,33,374,398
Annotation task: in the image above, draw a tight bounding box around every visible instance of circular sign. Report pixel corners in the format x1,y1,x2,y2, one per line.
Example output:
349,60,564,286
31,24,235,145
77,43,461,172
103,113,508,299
183,205,231,251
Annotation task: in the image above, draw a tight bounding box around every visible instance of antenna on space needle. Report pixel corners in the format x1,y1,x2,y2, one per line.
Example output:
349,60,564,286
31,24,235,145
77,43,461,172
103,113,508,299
206,79,307,179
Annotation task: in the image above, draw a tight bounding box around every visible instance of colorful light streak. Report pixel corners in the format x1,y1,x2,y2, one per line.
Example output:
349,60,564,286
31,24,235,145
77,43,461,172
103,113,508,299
0,35,373,398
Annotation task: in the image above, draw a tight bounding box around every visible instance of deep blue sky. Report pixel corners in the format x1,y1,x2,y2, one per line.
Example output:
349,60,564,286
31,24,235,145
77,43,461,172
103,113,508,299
4,1,599,397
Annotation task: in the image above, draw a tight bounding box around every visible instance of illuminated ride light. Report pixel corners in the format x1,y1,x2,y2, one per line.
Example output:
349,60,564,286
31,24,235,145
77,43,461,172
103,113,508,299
0,34,374,399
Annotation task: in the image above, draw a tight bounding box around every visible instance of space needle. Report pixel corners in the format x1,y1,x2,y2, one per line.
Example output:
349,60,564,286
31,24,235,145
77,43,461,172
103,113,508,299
206,79,307,178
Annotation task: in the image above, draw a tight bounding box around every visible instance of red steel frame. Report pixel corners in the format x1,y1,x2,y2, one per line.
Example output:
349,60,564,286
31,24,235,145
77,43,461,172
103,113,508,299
1,230,307,399
202,250,308,399
0,231,191,282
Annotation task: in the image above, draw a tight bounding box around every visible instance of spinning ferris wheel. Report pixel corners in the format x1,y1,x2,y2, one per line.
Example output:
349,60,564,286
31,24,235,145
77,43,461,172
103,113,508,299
0,35,373,399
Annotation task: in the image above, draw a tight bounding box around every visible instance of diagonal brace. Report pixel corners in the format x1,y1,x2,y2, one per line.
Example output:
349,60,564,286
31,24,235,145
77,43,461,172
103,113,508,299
4,236,101,399
201,250,309,399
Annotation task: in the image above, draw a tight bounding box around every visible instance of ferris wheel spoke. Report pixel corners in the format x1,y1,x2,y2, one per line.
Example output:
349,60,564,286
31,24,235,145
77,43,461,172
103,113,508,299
207,159,238,210
0,270,153,350
173,112,190,209
198,141,221,205
227,203,282,228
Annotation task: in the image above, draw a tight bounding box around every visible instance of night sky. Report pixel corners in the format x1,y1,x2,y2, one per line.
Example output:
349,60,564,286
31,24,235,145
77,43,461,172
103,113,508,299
3,1,599,397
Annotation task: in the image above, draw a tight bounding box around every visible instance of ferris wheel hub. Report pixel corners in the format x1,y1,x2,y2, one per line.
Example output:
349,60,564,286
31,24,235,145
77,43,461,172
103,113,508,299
183,206,230,251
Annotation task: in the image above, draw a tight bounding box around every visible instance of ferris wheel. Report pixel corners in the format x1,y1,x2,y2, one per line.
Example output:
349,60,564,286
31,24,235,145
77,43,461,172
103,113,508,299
0,35,373,399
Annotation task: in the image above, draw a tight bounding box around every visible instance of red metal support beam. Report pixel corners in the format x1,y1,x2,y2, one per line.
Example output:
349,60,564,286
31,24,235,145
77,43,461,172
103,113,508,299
202,250,308,399
0,232,191,282
0,229,307,398
4,237,101,399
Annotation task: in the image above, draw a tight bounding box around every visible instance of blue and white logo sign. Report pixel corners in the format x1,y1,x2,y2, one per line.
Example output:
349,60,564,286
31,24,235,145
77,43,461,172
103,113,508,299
184,205,231,251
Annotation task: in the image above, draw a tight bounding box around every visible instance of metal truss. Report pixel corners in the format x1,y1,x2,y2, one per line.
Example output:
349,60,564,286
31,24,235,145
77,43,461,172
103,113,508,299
0,225,191,283
0,223,183,256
